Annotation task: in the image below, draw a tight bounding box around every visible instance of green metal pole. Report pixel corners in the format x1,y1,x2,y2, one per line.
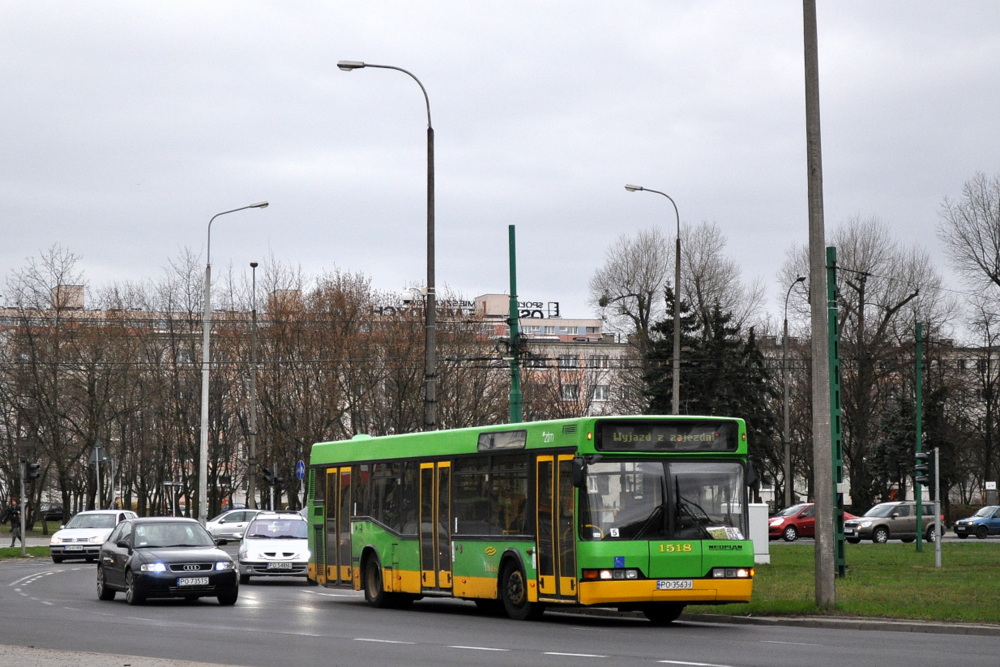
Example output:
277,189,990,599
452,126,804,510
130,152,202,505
915,322,924,552
508,225,523,423
827,247,845,577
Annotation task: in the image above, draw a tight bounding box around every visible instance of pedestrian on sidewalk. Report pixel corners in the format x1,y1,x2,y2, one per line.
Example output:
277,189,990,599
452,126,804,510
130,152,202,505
1,498,23,547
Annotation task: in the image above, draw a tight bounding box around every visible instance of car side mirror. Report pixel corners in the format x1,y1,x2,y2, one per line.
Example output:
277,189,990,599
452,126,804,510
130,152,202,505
890,512,899,519
215,537,227,545
116,540,129,550
234,532,243,540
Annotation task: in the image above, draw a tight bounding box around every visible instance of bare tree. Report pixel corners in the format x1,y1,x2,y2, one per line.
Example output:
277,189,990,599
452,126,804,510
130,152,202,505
685,221,766,334
938,171,1000,293
781,215,953,510
588,227,671,355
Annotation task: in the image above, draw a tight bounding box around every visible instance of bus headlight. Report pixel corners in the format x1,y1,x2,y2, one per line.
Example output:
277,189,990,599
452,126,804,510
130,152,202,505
710,567,754,578
582,568,641,581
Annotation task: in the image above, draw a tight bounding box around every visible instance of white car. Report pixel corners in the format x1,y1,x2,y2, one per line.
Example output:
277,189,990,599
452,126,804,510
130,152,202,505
206,509,259,542
50,509,137,563
237,511,310,583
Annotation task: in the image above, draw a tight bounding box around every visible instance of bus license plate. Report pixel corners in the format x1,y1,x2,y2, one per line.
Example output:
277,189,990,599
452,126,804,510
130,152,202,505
657,580,693,590
266,562,293,570
178,577,209,586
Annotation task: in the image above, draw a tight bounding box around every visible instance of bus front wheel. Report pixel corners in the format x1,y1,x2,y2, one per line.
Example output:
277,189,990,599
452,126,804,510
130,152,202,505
500,562,544,621
643,603,685,625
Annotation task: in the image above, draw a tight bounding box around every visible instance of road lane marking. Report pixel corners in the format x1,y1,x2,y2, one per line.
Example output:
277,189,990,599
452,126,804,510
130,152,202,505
545,652,608,657
354,638,416,645
448,646,509,652
658,661,732,667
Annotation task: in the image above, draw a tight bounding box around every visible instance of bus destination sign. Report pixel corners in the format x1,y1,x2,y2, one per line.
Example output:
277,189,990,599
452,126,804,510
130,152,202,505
596,420,738,452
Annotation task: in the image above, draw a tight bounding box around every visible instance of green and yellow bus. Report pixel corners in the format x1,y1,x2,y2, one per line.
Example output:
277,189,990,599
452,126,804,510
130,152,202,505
305,415,754,624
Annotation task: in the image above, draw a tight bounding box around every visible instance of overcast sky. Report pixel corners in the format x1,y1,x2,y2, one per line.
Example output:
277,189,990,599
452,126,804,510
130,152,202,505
3,2,999,329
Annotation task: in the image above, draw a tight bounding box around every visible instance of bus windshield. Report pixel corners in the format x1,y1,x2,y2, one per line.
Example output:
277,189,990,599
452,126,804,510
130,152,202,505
579,460,746,542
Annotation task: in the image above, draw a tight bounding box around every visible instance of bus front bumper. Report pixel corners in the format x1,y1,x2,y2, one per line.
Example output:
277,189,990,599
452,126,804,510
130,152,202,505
578,578,752,606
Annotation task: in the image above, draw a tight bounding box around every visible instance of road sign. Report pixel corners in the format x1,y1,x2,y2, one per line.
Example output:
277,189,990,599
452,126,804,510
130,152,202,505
295,460,306,481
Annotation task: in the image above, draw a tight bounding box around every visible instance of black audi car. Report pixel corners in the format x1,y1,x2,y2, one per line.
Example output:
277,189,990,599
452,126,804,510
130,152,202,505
97,517,238,605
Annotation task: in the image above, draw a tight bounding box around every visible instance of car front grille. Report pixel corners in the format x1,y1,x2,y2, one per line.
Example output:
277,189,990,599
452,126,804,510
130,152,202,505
168,562,214,573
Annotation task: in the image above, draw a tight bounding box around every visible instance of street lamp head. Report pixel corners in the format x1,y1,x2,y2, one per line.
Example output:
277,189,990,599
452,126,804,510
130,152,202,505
624,184,644,192
338,60,366,71
795,275,806,284
250,201,268,209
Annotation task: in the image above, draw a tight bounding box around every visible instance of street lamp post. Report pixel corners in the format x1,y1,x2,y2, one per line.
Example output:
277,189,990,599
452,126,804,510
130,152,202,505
199,201,268,524
625,184,682,414
337,60,437,431
783,276,806,508
247,262,260,510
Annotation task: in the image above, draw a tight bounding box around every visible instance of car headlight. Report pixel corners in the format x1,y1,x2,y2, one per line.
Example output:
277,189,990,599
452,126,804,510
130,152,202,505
860,520,873,528
51,535,64,544
771,519,784,526
215,561,235,571
140,563,167,573
88,534,106,543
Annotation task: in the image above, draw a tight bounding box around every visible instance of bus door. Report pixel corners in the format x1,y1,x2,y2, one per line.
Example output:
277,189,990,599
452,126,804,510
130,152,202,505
323,466,353,586
419,461,453,591
535,454,578,600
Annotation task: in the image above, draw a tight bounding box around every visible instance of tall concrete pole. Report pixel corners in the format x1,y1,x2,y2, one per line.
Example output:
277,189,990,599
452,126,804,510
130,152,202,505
803,0,835,607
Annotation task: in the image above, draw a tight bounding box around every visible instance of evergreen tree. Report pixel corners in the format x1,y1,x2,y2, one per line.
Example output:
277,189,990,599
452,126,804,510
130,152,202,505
644,293,780,497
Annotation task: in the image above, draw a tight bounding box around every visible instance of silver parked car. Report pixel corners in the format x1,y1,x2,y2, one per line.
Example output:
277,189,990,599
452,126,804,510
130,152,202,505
844,501,941,544
206,509,259,542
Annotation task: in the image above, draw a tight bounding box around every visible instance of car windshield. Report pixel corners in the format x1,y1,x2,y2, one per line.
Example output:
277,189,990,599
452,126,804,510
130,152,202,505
974,506,999,518
777,504,809,517
246,519,308,539
133,522,215,548
64,514,116,529
863,504,901,518
578,460,747,541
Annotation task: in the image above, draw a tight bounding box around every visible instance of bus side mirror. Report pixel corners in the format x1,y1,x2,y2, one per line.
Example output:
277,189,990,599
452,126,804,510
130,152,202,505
745,461,758,487
571,458,587,488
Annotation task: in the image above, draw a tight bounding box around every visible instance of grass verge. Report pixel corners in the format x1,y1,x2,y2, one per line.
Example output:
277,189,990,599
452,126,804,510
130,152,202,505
688,542,1000,624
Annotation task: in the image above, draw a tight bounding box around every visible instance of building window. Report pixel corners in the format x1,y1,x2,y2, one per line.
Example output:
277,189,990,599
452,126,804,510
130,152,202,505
561,384,579,401
589,355,610,369
558,354,578,369
590,385,609,401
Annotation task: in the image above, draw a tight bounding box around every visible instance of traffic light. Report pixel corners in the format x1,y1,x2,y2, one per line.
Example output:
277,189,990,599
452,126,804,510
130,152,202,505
26,462,41,480
261,466,282,487
914,451,931,485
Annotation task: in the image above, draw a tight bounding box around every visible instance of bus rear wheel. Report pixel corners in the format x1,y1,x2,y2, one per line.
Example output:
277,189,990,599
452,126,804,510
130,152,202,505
500,562,544,621
642,603,685,625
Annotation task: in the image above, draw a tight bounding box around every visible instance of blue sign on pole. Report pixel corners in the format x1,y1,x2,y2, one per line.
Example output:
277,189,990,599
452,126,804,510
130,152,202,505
295,460,306,481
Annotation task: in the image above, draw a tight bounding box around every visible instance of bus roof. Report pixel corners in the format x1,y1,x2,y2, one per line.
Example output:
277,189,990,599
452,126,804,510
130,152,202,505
309,415,746,466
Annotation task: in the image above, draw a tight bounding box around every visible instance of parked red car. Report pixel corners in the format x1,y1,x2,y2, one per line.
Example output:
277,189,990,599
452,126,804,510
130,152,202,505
768,503,855,542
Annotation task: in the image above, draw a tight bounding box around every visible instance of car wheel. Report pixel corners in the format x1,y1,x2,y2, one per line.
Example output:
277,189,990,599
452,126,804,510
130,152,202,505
500,561,544,621
218,591,238,606
96,567,115,601
52,556,63,564
957,533,968,539
925,526,938,542
977,525,988,539
642,603,685,626
782,525,798,542
846,538,860,544
125,570,145,606
239,574,251,585
872,526,889,543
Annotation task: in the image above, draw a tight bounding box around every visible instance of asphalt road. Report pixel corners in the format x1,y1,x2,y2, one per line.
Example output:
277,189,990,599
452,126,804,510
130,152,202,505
2,547,999,667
